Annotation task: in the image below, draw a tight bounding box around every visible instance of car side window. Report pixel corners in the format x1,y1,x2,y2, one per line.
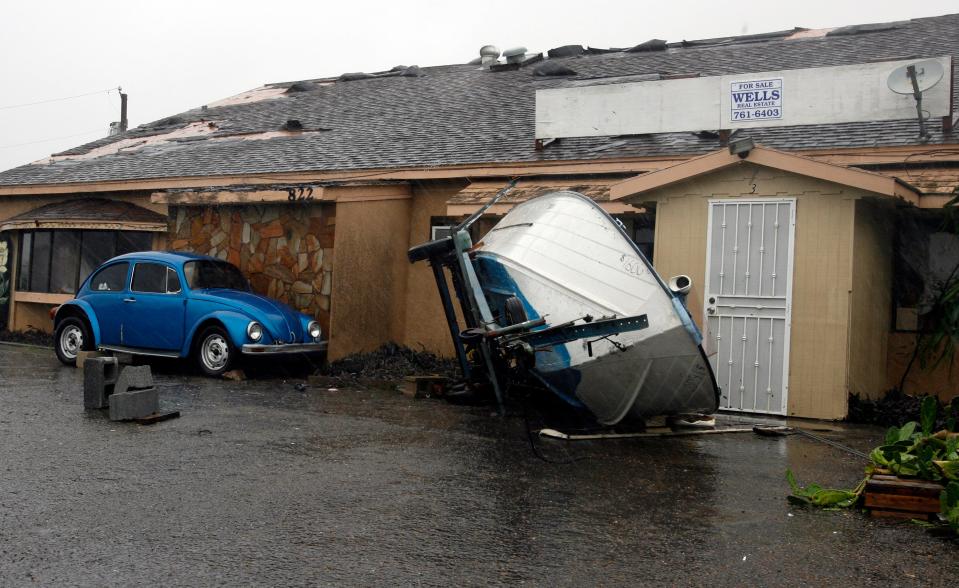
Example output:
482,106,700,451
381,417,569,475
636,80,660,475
166,267,181,294
88,262,129,292
131,263,168,294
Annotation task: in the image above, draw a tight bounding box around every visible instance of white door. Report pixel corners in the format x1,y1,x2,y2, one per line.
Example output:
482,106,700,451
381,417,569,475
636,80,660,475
703,199,795,415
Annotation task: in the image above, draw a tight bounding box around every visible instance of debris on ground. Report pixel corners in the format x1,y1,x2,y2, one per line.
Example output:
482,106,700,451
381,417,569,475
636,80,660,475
848,390,959,429
789,397,959,535
0,328,53,348
318,343,459,384
222,369,246,382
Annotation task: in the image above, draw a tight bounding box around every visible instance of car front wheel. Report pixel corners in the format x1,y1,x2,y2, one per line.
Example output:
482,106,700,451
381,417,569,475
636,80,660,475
195,325,236,377
55,317,92,366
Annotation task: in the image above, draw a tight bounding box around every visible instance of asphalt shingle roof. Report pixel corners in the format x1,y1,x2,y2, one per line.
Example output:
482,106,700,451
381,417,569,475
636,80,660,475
1,13,958,187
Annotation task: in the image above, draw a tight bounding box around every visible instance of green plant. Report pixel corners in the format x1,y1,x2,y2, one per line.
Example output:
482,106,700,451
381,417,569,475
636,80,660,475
942,482,959,533
786,470,865,508
788,397,959,534
867,398,959,482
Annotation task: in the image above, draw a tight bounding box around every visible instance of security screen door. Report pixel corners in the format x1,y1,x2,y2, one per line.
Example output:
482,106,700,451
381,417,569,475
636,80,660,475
703,199,795,415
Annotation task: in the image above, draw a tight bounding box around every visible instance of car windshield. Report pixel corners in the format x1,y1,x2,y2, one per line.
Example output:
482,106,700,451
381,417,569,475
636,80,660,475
183,260,249,291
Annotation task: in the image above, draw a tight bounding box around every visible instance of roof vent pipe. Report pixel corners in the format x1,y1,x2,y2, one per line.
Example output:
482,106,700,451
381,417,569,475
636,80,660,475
503,47,527,64
479,45,500,68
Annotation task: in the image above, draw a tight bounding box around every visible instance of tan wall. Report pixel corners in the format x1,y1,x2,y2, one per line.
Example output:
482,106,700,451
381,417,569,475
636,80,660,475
328,197,412,360
847,200,894,400
887,334,959,402
646,163,866,420
401,180,468,356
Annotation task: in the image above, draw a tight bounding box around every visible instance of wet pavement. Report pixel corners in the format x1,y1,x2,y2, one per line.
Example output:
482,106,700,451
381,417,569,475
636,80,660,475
0,343,956,586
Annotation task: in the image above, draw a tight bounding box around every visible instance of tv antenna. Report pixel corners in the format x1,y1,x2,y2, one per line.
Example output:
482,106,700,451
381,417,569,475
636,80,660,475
887,59,945,141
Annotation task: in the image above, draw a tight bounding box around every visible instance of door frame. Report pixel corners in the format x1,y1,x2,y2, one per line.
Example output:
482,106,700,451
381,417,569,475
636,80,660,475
703,197,796,415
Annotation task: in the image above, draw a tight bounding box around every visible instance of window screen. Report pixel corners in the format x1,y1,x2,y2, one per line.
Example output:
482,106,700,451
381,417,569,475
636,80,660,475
29,231,52,293
17,232,32,291
132,263,167,293
15,229,155,294
79,231,116,284
50,231,81,294
89,263,128,292
117,232,152,255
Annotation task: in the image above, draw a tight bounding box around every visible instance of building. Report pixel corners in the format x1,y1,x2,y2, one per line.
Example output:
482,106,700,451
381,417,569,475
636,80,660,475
1,14,957,419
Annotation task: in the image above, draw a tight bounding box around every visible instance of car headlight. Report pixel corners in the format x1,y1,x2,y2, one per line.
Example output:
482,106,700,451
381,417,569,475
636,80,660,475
307,320,321,340
247,321,263,342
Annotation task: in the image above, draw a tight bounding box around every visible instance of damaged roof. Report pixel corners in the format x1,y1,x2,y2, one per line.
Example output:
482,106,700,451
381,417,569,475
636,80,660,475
1,13,958,187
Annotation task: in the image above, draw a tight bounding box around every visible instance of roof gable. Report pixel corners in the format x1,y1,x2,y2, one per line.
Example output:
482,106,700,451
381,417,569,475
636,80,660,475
610,145,921,204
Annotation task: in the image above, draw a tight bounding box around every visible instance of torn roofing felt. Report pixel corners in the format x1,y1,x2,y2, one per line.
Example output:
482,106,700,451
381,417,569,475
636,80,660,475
1,13,958,187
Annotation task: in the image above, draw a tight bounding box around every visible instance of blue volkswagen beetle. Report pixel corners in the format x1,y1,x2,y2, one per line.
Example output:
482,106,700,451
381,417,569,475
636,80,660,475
52,251,326,376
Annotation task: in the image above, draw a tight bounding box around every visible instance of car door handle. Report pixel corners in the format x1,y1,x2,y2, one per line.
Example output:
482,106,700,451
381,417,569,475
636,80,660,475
123,297,136,303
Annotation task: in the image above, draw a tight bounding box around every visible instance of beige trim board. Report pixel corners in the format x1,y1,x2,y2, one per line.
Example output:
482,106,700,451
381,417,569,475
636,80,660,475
152,183,411,206
447,201,639,216
13,291,73,304
919,195,958,208
0,220,167,232
610,146,921,205
153,189,327,205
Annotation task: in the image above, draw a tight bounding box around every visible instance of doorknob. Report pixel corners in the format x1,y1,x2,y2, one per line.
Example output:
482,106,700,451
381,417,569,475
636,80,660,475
707,307,716,315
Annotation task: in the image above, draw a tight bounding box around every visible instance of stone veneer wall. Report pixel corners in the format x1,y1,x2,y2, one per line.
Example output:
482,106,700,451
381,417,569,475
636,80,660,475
168,203,335,334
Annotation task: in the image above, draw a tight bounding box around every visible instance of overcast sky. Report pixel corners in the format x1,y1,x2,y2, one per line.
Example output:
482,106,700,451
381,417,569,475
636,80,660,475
1,0,956,174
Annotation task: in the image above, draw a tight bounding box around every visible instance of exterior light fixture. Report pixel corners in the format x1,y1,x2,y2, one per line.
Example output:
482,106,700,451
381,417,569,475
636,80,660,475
728,136,755,158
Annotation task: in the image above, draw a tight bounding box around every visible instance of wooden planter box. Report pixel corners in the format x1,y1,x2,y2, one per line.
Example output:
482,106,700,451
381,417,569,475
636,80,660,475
864,474,944,520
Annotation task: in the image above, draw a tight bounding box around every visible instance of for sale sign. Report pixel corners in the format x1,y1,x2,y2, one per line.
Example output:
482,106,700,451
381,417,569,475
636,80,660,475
730,78,783,121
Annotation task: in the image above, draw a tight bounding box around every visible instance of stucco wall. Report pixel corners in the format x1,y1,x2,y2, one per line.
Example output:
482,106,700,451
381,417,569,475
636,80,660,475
328,197,412,361
887,334,959,401
401,180,468,356
847,199,894,400
644,163,864,420
169,203,335,335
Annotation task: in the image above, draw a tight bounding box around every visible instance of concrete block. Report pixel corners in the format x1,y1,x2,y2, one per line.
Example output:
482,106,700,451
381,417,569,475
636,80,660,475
114,365,154,395
113,352,135,366
76,350,107,370
83,357,119,410
109,387,159,421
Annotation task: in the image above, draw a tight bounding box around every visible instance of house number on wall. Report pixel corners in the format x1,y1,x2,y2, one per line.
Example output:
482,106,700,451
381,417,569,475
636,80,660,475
286,187,315,202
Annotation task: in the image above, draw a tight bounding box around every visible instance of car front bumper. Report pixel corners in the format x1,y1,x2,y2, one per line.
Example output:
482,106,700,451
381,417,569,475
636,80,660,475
241,341,328,355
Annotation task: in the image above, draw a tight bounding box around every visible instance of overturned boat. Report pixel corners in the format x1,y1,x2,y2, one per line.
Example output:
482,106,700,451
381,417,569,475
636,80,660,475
409,184,718,425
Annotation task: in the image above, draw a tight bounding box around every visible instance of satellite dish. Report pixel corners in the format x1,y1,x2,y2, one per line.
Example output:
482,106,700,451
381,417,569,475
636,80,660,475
887,59,944,94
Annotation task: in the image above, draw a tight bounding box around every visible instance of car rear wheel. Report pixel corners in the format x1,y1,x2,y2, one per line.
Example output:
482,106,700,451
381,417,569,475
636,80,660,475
55,317,92,366
195,326,235,377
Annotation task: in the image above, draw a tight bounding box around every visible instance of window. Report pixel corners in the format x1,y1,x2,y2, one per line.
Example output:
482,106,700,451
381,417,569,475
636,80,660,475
893,212,959,332
166,268,181,293
132,263,167,293
89,263,129,292
183,260,249,291
50,232,80,295
17,232,32,291
16,230,153,294
29,231,51,292
131,263,180,294
429,216,457,241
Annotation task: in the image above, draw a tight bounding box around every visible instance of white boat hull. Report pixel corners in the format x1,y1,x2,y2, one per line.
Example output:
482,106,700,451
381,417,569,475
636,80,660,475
474,191,718,424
